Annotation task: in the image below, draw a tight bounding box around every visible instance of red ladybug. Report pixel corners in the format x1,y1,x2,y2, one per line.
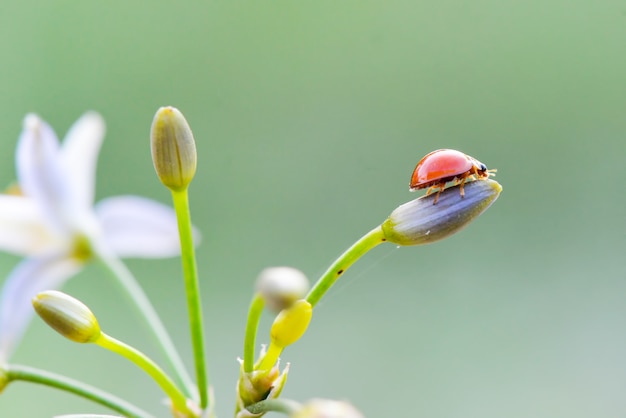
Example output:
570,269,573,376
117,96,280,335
410,149,495,204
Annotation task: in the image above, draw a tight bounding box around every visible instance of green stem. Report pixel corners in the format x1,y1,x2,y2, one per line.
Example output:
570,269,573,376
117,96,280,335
243,293,264,373
245,399,301,415
171,189,208,409
306,226,386,307
4,364,155,418
256,342,282,371
96,333,191,416
94,248,194,399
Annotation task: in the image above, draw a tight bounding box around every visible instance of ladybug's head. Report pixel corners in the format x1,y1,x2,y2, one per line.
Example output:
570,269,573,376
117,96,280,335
471,159,495,179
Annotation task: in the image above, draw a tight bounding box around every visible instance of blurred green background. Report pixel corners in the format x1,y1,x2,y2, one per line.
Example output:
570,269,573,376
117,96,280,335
1,1,625,417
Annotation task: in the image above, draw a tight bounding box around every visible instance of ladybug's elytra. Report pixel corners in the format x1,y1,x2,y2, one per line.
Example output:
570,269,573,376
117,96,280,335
410,149,495,204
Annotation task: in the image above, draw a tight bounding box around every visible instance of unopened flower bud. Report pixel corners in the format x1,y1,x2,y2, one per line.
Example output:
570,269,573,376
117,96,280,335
381,179,501,246
291,399,364,418
256,267,310,313
270,300,312,348
0,368,8,394
236,359,290,417
150,106,197,191
32,291,101,344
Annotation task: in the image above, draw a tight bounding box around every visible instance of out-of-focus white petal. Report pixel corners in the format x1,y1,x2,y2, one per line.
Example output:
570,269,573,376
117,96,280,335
16,114,71,234
0,195,61,256
95,196,201,258
0,255,81,363
61,112,105,211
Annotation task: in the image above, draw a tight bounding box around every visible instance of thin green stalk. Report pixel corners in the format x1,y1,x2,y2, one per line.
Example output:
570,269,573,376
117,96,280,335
171,188,208,409
243,293,264,373
255,342,282,372
4,364,154,418
245,399,301,415
306,226,386,307
94,247,194,399
96,333,191,416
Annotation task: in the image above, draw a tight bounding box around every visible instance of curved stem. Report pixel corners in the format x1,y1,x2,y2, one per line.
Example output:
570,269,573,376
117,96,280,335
306,226,386,307
243,293,264,373
94,248,194,399
171,189,208,409
96,333,191,416
245,398,301,415
4,364,155,418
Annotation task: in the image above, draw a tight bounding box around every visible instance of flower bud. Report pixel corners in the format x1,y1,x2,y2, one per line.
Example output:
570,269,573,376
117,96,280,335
291,399,364,418
381,179,501,246
236,358,289,417
256,267,310,313
32,291,101,344
150,106,197,191
270,300,312,348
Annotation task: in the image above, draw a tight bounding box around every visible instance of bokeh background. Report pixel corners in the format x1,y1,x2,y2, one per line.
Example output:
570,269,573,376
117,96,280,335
1,1,625,417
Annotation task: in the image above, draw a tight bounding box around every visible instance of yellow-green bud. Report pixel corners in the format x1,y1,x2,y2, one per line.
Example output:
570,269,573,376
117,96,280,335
236,355,290,416
32,291,101,344
256,267,310,313
291,399,364,418
381,179,502,246
0,368,8,394
150,106,197,191
270,299,312,348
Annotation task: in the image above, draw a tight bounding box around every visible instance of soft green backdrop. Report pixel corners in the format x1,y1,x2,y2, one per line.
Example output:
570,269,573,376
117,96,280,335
1,1,625,417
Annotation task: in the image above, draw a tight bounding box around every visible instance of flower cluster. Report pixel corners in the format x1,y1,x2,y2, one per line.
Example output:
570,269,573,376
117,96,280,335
0,108,501,417
0,112,186,364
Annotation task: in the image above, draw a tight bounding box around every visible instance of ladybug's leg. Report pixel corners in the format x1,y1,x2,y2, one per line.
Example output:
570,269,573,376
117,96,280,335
425,183,445,204
458,174,469,197
432,188,443,204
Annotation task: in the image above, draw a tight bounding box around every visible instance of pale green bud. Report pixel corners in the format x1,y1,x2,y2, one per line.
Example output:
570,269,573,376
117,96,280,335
381,179,501,246
32,291,101,344
256,267,310,313
291,399,364,418
150,106,197,191
270,299,313,348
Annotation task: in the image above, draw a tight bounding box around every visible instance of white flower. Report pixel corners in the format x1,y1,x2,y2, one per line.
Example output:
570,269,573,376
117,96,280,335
0,112,189,363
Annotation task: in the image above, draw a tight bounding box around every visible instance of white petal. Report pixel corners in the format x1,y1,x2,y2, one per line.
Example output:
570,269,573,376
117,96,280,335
61,112,105,211
0,255,81,363
95,196,201,258
16,114,72,234
0,195,60,256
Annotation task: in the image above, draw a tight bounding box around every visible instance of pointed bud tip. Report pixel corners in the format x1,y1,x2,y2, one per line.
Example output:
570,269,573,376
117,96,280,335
150,106,197,191
32,290,101,344
382,179,502,246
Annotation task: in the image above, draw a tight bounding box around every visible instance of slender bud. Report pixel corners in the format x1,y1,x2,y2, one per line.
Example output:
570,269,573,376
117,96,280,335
32,291,101,344
381,179,502,246
291,399,364,418
256,267,310,313
150,106,197,191
270,299,312,348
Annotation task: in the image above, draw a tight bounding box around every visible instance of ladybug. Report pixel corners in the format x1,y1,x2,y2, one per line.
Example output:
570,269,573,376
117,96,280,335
410,149,495,204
